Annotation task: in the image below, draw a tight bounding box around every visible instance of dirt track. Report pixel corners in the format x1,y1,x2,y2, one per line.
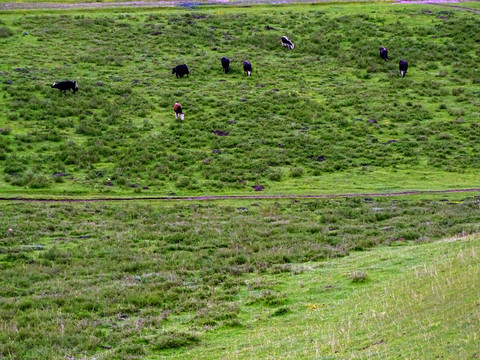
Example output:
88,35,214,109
0,0,332,11
0,0,475,11
1,188,479,202
0,0,180,10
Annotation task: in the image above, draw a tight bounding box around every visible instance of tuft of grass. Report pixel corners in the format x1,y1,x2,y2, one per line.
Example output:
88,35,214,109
0,26,13,38
349,269,368,283
149,330,200,350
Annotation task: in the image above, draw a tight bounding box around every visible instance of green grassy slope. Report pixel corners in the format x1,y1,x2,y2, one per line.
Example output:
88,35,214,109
1,194,479,358
163,233,480,360
0,3,479,196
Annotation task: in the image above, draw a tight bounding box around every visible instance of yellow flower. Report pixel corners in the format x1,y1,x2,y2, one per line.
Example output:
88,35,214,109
307,303,325,310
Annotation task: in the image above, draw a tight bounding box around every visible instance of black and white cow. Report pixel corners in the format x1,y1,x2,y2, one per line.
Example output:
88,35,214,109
221,57,230,74
243,60,252,76
281,36,294,50
379,47,389,61
172,64,189,78
51,80,78,94
174,102,184,120
399,60,408,77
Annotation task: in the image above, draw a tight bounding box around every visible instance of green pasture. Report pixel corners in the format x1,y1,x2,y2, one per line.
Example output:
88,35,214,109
167,232,480,360
0,2,479,196
1,194,479,359
1,2,480,359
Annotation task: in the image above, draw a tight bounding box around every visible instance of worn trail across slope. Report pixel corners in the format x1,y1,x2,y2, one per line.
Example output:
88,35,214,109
0,0,475,10
1,188,479,202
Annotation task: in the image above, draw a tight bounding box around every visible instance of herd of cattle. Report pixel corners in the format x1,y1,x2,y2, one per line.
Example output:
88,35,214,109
50,36,409,119
379,46,408,77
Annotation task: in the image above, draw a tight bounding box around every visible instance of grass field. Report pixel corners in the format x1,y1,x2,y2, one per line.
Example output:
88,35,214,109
0,2,479,196
166,232,480,360
1,194,480,359
1,1,480,359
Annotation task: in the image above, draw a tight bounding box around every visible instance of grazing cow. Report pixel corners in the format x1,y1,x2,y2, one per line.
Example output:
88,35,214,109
51,80,78,94
243,60,252,76
221,57,230,74
399,60,408,77
174,102,184,120
281,36,294,50
172,64,189,78
379,47,389,61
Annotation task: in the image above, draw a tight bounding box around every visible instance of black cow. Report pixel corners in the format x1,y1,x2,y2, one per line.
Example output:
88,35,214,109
399,60,408,77
221,57,230,74
379,47,389,61
172,64,189,78
243,60,252,76
281,36,294,50
51,80,78,94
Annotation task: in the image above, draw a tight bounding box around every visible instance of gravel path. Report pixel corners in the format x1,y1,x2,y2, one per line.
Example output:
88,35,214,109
0,0,358,11
1,0,477,11
2,0,473,11
1,188,479,202
0,1,179,10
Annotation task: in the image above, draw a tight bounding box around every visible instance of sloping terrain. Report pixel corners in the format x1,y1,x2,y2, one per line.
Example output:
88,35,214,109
1,195,479,358
166,232,480,359
0,3,479,196
1,2,479,359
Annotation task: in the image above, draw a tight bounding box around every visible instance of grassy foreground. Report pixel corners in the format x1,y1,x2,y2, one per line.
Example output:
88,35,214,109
167,231,480,360
1,194,479,358
0,3,479,196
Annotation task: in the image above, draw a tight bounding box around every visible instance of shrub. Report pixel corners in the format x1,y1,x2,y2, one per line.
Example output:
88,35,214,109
0,26,14,38
10,169,51,188
4,157,26,175
452,87,464,96
290,167,304,178
272,307,291,317
176,176,191,188
0,127,11,135
268,169,283,181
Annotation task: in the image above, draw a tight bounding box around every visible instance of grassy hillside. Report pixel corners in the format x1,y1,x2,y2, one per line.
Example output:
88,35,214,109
166,231,480,360
1,2,479,359
0,3,479,196
1,193,479,358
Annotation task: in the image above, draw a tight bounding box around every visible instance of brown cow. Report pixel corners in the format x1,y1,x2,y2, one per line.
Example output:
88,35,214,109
174,103,184,120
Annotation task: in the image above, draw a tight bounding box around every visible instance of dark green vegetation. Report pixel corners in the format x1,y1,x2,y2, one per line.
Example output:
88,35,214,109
1,195,480,358
0,3,479,195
